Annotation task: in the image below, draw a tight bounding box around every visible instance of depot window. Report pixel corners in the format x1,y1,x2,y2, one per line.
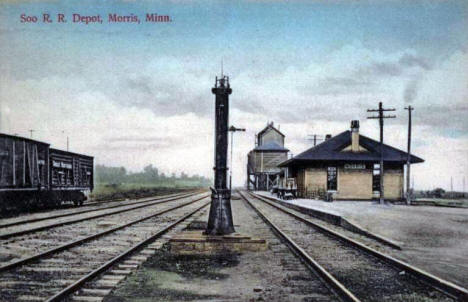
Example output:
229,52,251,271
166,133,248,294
327,166,337,191
373,163,380,192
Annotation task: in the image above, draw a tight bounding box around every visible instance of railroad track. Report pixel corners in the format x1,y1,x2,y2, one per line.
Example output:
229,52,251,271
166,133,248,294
239,190,468,302
251,192,402,250
82,189,203,207
0,190,201,230
0,191,205,240
0,195,210,301
0,192,209,269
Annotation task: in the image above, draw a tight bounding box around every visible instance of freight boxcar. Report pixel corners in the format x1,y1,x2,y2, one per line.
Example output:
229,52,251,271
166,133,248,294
49,148,93,206
0,133,93,210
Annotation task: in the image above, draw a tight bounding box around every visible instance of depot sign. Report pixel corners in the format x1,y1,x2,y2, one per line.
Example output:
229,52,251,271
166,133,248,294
344,163,366,170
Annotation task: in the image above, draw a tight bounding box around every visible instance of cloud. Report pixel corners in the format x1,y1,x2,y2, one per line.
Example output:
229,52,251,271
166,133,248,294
223,46,467,146
311,77,373,96
1,24,466,189
103,59,215,118
403,78,420,104
0,74,215,176
368,62,404,77
102,135,181,150
399,54,432,70
320,77,371,88
360,53,432,78
126,76,153,96
415,104,468,135
0,0,57,3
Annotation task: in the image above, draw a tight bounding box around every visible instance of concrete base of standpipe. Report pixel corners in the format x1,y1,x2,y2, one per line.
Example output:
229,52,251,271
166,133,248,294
169,231,267,255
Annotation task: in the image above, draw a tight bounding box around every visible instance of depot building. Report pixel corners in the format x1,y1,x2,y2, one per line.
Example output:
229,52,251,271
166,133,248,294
278,121,424,200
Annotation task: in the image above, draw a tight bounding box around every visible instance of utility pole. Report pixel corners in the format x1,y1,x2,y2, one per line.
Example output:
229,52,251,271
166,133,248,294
307,134,323,146
228,125,245,190
404,106,414,205
29,129,35,138
367,102,396,204
451,176,453,192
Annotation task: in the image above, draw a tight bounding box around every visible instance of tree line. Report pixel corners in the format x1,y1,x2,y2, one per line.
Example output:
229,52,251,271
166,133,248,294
95,164,211,186
414,188,466,199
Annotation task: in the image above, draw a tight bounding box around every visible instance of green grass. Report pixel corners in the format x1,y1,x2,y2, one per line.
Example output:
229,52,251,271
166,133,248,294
413,198,468,208
90,181,208,201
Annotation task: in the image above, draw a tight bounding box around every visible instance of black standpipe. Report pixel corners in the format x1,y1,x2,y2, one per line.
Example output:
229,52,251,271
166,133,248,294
205,75,235,235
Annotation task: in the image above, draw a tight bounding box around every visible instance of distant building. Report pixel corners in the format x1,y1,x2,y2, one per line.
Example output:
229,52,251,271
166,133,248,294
279,120,424,200
247,122,289,191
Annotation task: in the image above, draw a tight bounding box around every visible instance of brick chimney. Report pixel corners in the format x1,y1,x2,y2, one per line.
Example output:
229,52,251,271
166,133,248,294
351,120,360,152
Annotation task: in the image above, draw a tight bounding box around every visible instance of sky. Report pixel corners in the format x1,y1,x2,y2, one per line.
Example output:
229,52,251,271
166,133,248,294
0,0,467,191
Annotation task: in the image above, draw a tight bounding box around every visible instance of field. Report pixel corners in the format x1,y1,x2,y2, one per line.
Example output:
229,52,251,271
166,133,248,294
90,181,207,201
91,164,211,201
413,198,468,208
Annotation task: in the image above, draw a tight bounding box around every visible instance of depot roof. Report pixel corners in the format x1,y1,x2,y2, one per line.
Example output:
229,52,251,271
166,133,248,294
279,130,424,167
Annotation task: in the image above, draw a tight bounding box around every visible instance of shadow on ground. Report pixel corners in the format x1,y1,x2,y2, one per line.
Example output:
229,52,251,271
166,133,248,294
105,233,241,302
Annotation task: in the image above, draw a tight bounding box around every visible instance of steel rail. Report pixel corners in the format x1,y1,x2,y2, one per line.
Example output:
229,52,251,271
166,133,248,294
0,192,204,240
45,200,210,302
0,194,209,273
83,189,202,206
0,191,199,229
251,192,401,250
246,191,468,301
238,190,359,302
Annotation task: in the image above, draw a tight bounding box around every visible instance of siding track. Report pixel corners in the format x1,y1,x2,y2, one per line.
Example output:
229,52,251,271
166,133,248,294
239,190,468,302
0,191,200,230
0,195,210,301
0,191,203,239
0,193,209,269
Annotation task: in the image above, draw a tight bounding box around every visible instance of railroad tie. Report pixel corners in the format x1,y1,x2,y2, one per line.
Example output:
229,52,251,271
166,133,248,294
130,255,148,261
140,249,156,255
109,269,132,275
101,274,127,282
16,295,45,301
94,279,121,288
147,243,163,248
122,260,141,265
118,264,138,269
70,296,103,302
80,288,112,296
